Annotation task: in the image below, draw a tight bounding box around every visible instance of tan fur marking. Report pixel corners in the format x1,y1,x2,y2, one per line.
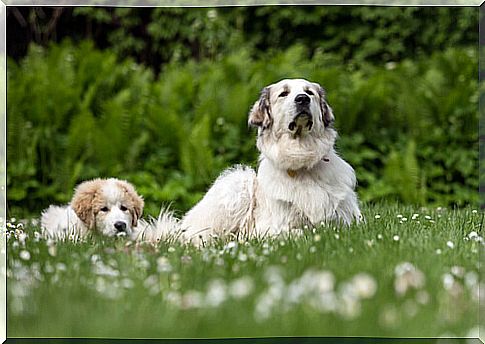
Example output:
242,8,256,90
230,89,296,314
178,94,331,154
71,179,106,229
115,180,144,227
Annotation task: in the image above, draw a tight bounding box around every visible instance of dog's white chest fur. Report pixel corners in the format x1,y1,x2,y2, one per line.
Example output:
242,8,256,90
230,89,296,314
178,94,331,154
254,150,358,235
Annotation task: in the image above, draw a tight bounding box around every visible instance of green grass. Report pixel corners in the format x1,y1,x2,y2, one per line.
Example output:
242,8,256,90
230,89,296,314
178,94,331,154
5,203,483,338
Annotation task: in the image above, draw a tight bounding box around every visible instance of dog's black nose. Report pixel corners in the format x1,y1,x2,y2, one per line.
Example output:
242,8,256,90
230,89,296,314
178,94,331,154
295,94,310,106
114,221,127,232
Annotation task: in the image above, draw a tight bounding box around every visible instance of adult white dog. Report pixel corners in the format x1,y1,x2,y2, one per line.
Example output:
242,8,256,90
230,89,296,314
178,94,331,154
181,78,362,245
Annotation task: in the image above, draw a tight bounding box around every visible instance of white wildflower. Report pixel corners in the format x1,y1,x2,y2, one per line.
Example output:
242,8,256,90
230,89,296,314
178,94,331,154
394,262,425,296
48,245,57,257
450,266,465,278
351,273,377,299
19,250,30,261
205,279,227,307
157,256,172,273
181,290,203,309
229,276,254,299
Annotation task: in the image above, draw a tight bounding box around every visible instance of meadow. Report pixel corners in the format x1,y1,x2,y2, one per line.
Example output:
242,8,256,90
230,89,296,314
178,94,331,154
6,7,481,340
6,203,482,338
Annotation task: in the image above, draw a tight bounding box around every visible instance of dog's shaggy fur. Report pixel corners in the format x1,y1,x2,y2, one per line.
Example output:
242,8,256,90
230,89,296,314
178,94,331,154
180,79,362,245
41,178,145,239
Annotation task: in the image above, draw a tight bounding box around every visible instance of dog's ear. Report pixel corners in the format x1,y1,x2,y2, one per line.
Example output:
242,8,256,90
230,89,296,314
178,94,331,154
71,179,101,229
248,87,272,129
117,180,144,227
129,193,144,227
317,86,335,127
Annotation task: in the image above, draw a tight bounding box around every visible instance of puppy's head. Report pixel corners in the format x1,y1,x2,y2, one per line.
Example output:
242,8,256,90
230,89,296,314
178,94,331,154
71,178,144,237
249,79,334,137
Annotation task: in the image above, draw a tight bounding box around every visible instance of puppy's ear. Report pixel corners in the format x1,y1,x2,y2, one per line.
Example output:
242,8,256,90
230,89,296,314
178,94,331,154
129,193,144,227
71,179,101,229
117,180,144,227
248,87,272,129
317,86,335,127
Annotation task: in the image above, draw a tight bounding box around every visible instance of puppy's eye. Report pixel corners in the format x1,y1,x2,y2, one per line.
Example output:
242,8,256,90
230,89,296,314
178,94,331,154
120,205,128,211
100,207,109,212
278,91,289,98
305,90,314,96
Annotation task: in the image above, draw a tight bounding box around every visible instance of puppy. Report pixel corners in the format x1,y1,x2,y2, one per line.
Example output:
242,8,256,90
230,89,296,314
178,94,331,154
41,178,144,239
180,78,362,245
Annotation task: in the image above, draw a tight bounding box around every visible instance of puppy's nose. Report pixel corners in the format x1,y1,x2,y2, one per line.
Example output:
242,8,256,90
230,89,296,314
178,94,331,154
295,94,310,106
114,221,127,232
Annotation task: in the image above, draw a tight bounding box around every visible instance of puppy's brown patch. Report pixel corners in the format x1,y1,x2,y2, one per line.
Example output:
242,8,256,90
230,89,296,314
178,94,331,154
71,179,106,229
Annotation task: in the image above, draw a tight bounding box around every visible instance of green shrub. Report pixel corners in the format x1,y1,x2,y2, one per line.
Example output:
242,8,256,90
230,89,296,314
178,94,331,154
7,41,478,217
9,7,477,69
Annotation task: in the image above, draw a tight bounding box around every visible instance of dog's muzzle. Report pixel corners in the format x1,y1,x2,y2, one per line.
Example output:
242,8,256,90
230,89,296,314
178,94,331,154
289,93,313,136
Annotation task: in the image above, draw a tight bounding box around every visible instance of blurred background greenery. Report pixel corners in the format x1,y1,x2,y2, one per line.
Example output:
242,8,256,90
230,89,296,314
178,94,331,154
6,7,479,217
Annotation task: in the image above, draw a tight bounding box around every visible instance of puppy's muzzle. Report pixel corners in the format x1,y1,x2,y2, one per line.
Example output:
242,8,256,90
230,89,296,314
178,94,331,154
114,221,127,233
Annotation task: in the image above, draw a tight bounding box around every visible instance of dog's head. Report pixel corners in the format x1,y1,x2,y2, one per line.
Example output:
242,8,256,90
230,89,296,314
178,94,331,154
71,178,144,237
248,79,337,171
249,79,334,136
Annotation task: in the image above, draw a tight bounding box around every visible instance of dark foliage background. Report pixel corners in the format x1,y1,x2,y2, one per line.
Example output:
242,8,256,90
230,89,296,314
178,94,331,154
6,7,479,217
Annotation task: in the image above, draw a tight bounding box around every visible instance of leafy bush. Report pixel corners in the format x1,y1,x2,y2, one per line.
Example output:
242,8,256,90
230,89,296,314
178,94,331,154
7,41,478,217
8,7,478,70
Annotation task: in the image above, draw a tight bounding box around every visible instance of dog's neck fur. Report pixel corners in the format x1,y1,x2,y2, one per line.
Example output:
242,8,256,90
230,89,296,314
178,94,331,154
257,127,337,173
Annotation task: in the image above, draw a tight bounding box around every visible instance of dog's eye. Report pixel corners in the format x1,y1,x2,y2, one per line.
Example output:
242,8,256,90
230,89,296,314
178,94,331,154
100,207,109,212
278,91,289,98
120,205,128,211
305,90,314,96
